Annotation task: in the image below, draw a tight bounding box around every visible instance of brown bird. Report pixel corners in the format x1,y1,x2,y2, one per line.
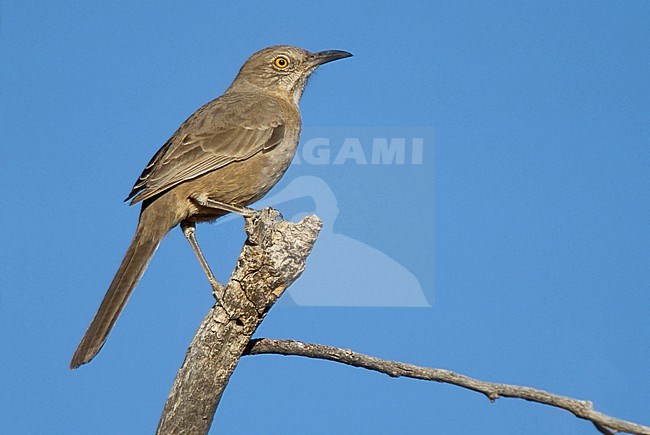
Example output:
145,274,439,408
70,45,352,369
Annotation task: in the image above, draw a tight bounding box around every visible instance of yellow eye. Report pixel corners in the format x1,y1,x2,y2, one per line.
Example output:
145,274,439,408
273,56,290,69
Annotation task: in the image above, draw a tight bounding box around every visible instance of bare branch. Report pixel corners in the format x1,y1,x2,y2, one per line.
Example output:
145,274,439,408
157,210,322,435
244,338,650,435
155,209,647,435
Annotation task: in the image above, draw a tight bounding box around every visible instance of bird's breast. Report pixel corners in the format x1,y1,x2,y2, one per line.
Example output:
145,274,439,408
181,123,301,223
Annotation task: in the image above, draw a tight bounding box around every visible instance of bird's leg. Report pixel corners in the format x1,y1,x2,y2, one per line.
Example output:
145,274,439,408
181,221,225,300
190,194,259,218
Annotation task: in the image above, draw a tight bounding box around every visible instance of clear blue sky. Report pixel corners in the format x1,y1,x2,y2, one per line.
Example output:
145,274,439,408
1,1,649,434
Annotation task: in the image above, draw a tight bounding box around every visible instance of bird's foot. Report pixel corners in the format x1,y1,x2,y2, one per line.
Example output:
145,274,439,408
181,220,226,300
191,194,258,218
211,281,226,301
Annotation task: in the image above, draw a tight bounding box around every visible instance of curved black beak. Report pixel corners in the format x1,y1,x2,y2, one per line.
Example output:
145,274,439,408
309,50,353,67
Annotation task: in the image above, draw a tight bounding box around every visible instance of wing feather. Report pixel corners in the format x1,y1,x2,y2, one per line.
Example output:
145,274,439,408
126,95,286,205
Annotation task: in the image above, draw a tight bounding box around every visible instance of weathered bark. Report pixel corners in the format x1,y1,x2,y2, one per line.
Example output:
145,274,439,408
157,209,322,435
156,209,650,435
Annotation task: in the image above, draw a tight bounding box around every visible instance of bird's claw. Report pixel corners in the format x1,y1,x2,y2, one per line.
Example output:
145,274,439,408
211,281,226,301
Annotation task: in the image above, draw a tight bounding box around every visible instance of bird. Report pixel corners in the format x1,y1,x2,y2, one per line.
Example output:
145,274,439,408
70,45,352,369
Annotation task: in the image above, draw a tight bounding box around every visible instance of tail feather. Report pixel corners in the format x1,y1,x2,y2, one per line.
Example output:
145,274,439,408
70,206,176,369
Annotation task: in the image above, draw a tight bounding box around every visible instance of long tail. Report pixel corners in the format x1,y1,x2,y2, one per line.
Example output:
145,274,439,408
70,203,177,369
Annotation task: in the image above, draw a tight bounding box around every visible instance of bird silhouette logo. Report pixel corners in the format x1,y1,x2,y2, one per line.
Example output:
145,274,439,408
237,175,431,307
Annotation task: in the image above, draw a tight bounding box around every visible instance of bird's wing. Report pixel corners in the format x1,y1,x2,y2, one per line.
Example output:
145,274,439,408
126,96,286,205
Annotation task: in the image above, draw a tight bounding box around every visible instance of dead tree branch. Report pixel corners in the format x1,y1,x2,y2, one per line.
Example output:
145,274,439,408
157,209,322,435
244,338,650,435
157,209,648,435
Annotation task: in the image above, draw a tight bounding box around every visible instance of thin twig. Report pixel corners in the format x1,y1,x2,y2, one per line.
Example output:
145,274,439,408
244,338,650,435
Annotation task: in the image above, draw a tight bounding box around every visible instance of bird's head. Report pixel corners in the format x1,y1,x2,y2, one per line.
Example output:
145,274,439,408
228,45,352,103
